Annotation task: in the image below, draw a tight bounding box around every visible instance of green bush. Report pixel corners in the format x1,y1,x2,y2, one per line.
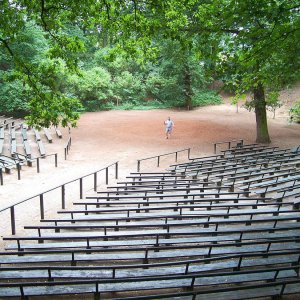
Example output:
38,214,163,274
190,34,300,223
113,71,145,103
68,67,112,108
289,101,300,123
192,90,223,107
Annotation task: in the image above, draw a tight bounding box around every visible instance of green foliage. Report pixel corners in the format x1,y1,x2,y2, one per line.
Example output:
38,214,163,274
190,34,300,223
230,94,247,112
230,94,246,106
192,91,223,107
0,71,29,116
0,17,85,127
1,0,299,133
113,71,145,103
68,67,112,108
265,91,282,119
289,101,300,123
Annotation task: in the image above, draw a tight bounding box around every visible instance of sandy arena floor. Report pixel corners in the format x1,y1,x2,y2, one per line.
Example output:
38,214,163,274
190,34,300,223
0,103,299,248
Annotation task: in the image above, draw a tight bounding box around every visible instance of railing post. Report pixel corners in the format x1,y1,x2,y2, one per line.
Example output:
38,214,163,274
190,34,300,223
61,185,65,209
79,178,83,199
157,156,160,167
40,194,44,220
17,163,21,180
175,151,178,162
94,172,97,192
37,157,40,173
106,167,108,185
214,143,217,154
137,160,140,172
0,168,3,185
10,206,16,235
55,153,58,167
188,148,191,159
64,148,67,160
115,162,118,179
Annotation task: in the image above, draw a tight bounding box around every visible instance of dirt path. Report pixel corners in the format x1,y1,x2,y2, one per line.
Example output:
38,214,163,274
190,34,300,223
0,103,299,248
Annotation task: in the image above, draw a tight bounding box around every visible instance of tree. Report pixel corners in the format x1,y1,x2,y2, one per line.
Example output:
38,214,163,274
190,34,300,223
0,1,85,127
192,0,300,143
1,0,299,138
103,0,300,143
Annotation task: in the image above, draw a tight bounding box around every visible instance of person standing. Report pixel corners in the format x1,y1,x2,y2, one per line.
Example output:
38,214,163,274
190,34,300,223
164,117,174,139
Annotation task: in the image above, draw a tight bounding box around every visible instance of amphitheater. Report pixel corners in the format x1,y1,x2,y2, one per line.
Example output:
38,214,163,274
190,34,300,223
0,103,300,299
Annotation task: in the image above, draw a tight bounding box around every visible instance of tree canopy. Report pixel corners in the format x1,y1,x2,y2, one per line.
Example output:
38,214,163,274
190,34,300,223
1,0,299,142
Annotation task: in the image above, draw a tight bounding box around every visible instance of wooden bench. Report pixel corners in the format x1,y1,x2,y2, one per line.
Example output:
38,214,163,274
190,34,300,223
0,266,299,299
169,158,233,171
107,181,211,192
170,161,243,176
73,199,286,215
221,167,299,186
222,145,279,155
1,252,298,283
13,152,34,167
4,229,300,257
55,127,62,138
86,190,250,202
44,128,52,143
0,253,298,293
1,145,300,299
0,126,4,139
0,160,14,174
56,206,297,223
10,139,17,155
75,196,278,208
240,175,300,197
2,240,299,268
0,138,4,155
211,164,297,184
25,206,298,234
275,186,300,201
115,178,211,188
22,140,31,158
96,185,233,197
21,125,28,141
0,155,21,173
39,203,300,230
33,128,41,141
225,147,284,159
37,140,46,156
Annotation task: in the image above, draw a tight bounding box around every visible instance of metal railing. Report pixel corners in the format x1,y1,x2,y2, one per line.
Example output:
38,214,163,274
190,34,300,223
0,153,58,185
64,136,72,160
137,148,190,172
0,161,118,235
213,139,244,154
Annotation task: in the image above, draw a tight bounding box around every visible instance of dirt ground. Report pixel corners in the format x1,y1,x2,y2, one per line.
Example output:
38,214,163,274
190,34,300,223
0,101,299,248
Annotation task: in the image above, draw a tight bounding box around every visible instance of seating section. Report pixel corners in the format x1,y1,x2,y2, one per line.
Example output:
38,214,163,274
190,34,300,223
0,117,65,182
0,144,300,299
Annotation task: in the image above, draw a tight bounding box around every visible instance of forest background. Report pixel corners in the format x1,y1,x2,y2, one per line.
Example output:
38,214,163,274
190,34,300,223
1,1,300,143
0,20,223,114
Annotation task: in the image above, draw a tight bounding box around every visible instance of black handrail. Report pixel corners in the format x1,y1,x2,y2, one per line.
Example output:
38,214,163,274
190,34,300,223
137,148,190,172
213,139,244,154
0,161,118,235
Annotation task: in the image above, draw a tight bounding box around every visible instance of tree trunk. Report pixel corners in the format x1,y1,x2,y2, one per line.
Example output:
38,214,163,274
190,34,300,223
253,84,271,143
183,64,193,110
